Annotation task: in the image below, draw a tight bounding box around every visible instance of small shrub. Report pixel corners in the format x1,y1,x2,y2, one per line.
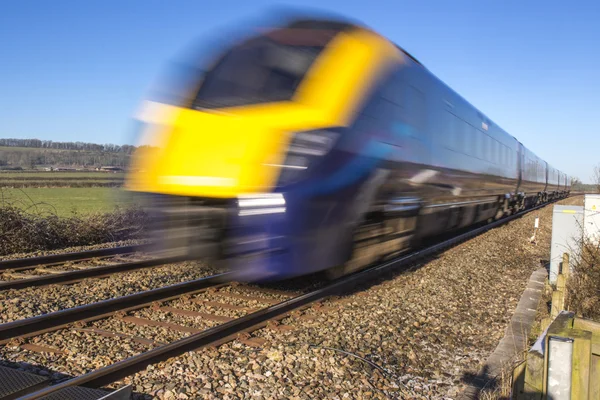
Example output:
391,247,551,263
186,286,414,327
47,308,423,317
0,204,148,256
566,238,600,320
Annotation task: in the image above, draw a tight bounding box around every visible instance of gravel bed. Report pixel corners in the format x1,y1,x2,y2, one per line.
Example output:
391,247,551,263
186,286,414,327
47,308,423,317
0,239,149,262
203,285,292,307
0,328,153,378
0,259,222,323
131,308,218,331
167,297,254,320
0,198,581,398
0,253,155,280
0,286,278,385
89,317,190,345
122,197,581,399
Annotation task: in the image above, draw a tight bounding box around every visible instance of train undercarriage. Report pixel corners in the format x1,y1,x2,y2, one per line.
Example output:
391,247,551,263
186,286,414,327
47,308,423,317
143,188,568,282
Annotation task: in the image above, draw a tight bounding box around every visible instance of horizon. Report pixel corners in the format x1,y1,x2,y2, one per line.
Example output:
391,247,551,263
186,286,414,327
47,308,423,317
1,0,599,182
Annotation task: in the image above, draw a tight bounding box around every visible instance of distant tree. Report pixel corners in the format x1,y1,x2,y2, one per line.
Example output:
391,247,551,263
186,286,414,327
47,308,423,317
593,164,600,193
0,138,137,155
572,177,583,191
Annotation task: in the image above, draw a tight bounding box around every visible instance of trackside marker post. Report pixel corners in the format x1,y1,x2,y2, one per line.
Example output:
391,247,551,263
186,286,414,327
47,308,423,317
529,217,539,245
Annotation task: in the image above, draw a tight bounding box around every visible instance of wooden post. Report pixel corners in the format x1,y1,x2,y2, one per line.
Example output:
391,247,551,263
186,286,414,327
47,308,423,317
571,330,593,400
556,274,566,292
562,252,570,278
551,288,564,318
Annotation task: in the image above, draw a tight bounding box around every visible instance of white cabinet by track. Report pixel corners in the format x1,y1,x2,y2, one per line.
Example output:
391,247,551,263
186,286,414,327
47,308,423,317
584,194,600,245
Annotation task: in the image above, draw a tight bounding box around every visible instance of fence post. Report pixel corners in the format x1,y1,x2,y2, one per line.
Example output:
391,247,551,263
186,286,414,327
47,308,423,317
562,252,570,278
550,252,571,318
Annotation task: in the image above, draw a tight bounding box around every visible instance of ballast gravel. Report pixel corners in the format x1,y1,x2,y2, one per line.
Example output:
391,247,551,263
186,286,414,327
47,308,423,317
0,259,222,323
0,239,148,261
122,197,582,399
0,197,583,399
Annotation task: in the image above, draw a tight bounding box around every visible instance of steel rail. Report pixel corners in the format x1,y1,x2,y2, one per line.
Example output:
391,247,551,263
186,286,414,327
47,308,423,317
0,256,185,291
16,197,568,399
0,245,150,272
0,272,231,344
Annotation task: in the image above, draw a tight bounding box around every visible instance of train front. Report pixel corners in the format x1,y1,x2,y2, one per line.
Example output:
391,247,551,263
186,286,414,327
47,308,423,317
126,18,397,281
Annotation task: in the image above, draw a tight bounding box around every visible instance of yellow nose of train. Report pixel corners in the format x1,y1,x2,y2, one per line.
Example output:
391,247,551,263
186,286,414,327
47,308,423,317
126,26,400,198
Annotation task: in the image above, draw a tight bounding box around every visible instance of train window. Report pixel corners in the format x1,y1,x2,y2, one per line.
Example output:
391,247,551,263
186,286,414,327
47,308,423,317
495,140,500,164
191,30,334,109
406,86,426,130
378,98,401,129
454,115,464,150
479,132,487,160
470,125,479,157
381,75,405,108
361,95,388,121
466,124,474,156
442,111,453,149
443,112,464,152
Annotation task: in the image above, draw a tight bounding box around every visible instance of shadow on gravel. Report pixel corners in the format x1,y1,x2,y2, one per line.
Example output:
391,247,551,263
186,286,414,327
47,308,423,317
256,251,445,302
459,364,556,400
459,365,503,399
0,359,154,399
255,220,502,296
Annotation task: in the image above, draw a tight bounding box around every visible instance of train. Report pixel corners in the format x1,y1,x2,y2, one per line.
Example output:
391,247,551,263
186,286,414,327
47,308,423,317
127,14,570,281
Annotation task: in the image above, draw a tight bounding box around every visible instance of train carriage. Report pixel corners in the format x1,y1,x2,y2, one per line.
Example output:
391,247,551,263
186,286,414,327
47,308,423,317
127,15,570,281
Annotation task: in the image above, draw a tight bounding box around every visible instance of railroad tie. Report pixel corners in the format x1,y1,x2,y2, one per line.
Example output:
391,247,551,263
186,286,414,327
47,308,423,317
33,268,70,275
236,332,268,348
158,306,234,323
20,343,64,354
296,314,317,321
266,321,294,332
215,292,281,305
121,316,200,334
73,328,162,346
192,298,260,312
2,272,32,280
233,285,299,298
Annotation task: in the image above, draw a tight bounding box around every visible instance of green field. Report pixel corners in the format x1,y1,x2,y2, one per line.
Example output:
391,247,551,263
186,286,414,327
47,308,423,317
0,187,137,216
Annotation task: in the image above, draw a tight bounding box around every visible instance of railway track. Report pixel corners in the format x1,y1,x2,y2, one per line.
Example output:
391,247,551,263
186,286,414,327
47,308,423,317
0,197,573,399
0,245,186,291
0,245,145,271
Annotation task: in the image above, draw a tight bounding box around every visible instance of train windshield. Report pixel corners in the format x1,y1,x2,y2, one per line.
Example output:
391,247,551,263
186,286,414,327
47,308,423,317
191,29,337,109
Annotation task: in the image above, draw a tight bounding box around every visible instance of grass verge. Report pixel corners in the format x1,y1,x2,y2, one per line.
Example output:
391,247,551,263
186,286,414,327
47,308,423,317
0,187,133,216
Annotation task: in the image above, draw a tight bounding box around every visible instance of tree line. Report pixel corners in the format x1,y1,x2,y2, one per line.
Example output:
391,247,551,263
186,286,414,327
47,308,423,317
0,138,137,154
0,139,152,169
0,148,131,169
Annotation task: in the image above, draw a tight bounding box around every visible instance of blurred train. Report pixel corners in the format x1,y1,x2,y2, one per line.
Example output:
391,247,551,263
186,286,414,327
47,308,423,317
127,14,570,281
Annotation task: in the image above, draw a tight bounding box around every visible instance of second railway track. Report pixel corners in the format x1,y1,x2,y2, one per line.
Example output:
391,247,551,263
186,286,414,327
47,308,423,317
0,245,186,291
0,198,569,400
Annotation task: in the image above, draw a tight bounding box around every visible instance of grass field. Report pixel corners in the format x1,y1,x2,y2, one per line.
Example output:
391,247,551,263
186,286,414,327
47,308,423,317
0,187,137,216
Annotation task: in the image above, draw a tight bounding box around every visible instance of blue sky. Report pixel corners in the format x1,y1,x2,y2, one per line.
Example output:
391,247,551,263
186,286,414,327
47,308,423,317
1,1,598,181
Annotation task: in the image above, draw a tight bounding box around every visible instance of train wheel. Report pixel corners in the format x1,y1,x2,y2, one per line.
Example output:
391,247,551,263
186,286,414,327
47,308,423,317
494,199,508,220
325,228,357,280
